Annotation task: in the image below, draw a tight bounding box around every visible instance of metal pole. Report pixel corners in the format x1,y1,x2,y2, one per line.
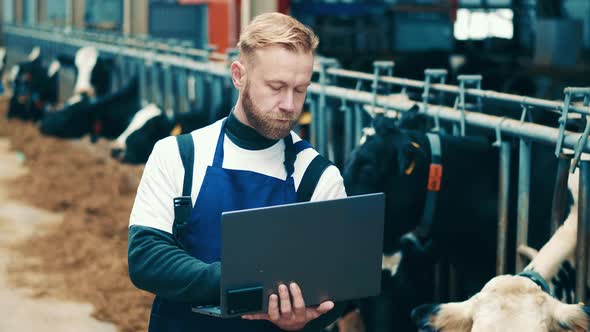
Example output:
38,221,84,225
576,161,590,303
309,97,317,148
178,67,190,113
150,59,161,106
497,141,511,275
516,138,531,272
162,63,174,118
138,59,148,107
550,153,573,234
343,99,352,163
318,59,338,156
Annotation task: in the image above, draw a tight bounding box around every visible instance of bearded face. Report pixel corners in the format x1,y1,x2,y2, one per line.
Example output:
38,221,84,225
234,46,314,140
241,79,300,140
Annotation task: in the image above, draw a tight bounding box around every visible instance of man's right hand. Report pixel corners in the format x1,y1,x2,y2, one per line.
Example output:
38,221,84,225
242,283,334,331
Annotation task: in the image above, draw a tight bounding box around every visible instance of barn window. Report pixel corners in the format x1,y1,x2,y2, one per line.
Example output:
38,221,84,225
454,9,514,40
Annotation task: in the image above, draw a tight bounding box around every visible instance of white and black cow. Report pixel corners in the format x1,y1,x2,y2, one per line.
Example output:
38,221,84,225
0,47,6,95
40,76,139,141
57,46,114,98
7,47,61,122
341,106,570,332
0,47,6,79
110,103,210,164
412,170,590,332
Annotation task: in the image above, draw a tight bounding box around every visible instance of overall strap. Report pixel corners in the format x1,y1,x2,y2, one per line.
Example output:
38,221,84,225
176,133,195,197
294,139,312,154
173,134,195,247
296,154,333,203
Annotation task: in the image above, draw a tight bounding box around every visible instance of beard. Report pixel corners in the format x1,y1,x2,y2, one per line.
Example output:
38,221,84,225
241,83,299,140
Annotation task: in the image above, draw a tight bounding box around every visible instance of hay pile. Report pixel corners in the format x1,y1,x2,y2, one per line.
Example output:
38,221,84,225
0,97,153,332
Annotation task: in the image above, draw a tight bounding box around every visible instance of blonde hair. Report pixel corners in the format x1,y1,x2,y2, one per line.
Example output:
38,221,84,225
238,12,319,63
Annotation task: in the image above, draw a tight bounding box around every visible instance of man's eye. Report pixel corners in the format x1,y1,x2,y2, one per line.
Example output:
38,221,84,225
270,85,281,91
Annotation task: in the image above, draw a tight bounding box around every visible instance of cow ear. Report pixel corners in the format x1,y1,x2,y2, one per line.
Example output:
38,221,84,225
412,301,473,332
398,104,428,130
56,54,75,67
372,114,399,136
551,303,590,332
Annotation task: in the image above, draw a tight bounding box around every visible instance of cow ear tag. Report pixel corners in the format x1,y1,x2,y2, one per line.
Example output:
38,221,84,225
404,161,416,175
170,124,182,136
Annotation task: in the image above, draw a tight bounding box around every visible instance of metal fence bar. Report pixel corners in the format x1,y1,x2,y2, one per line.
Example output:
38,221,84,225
516,139,531,272
550,154,573,234
576,160,590,302
321,67,590,116
162,63,174,118
43,24,227,61
308,84,590,153
497,141,511,275
138,59,148,107
4,25,231,78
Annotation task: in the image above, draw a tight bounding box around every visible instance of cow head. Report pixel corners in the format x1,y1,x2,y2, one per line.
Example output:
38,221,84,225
412,275,590,332
58,46,114,98
0,47,6,75
343,106,429,253
345,113,424,192
111,104,169,164
111,104,211,164
8,48,60,122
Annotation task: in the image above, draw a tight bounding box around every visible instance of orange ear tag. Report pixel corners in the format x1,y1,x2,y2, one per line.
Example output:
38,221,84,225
170,124,182,136
427,164,443,192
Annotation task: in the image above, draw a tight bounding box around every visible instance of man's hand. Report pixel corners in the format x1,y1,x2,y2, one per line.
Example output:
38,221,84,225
242,283,334,331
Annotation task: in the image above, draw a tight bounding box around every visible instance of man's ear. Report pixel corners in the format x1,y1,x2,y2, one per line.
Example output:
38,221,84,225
231,61,246,90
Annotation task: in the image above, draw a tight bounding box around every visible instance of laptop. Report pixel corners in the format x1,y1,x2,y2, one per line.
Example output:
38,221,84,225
192,192,385,318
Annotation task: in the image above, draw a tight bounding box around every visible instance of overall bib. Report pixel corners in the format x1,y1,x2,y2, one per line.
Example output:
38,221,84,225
149,120,317,331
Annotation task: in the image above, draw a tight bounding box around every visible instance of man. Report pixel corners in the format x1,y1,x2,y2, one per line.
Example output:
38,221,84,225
128,13,347,331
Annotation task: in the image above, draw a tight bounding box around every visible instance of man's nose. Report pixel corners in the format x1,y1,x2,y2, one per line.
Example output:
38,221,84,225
279,90,295,113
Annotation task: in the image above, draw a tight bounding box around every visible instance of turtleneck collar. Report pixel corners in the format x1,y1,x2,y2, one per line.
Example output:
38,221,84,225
225,111,279,150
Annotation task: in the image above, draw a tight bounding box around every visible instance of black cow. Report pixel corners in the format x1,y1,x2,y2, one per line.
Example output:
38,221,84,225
57,46,114,98
40,77,139,141
7,48,60,122
110,103,210,164
342,106,568,332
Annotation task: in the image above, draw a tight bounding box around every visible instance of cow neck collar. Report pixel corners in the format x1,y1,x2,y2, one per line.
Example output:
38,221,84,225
517,270,552,294
225,111,279,150
404,132,443,243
